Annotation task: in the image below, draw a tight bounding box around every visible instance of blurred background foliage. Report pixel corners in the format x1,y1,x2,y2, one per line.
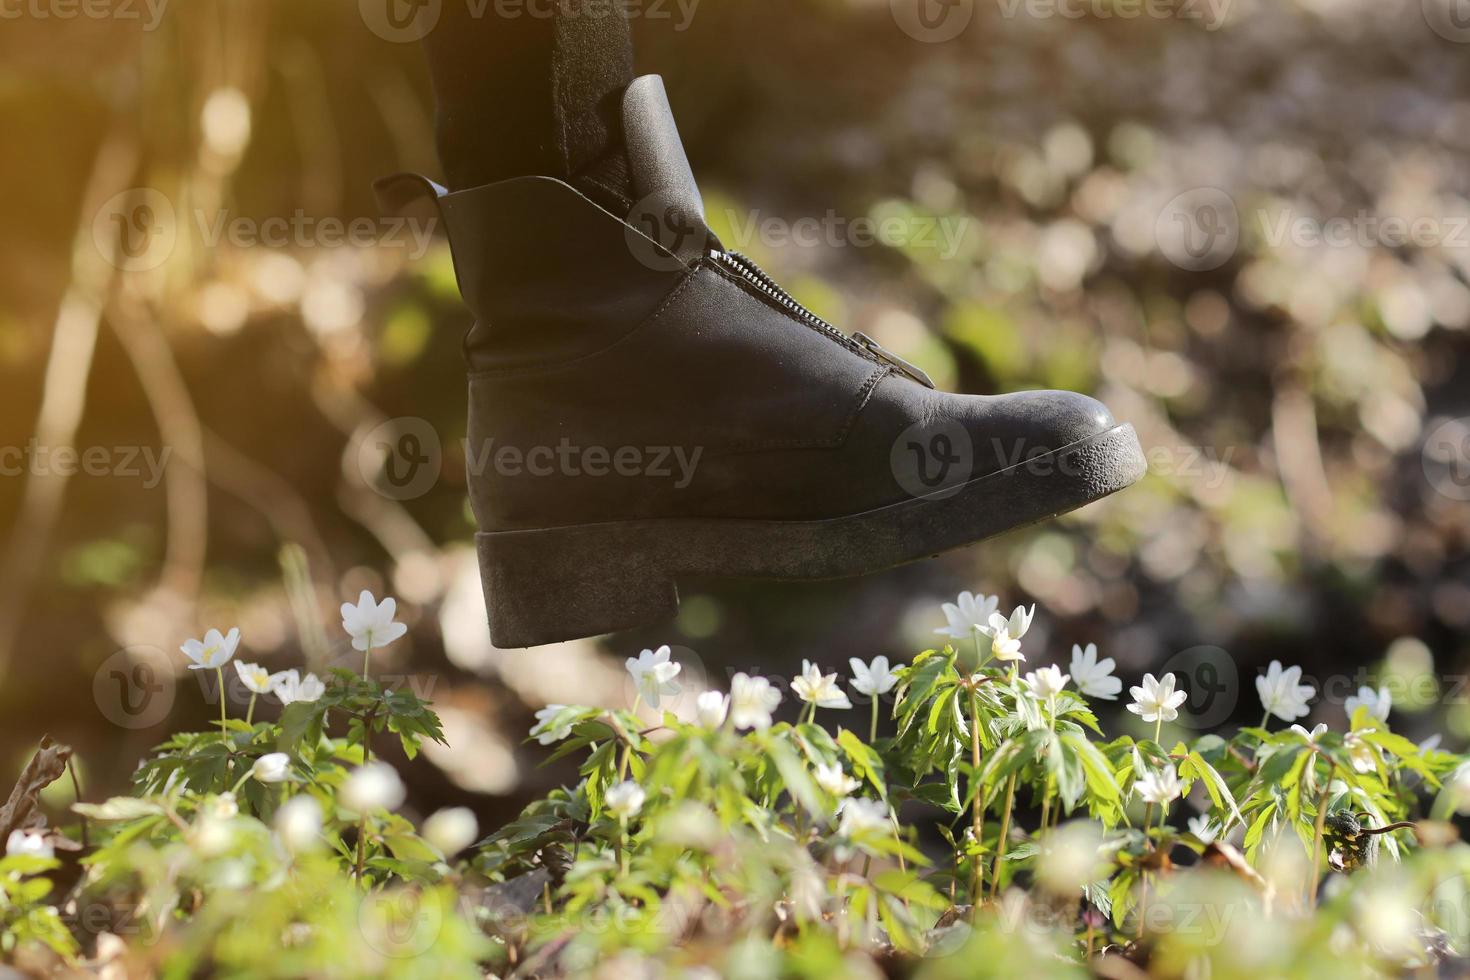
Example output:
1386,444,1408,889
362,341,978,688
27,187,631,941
1,0,1469,834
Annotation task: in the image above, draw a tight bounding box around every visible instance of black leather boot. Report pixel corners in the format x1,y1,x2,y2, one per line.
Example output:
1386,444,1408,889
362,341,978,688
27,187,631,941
378,75,1146,648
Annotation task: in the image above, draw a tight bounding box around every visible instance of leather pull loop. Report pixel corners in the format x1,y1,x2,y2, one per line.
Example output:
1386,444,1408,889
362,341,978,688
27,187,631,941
622,75,714,266
373,172,449,217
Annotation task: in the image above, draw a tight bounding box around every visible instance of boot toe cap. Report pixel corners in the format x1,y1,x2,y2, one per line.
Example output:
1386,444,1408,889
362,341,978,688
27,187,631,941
992,389,1117,457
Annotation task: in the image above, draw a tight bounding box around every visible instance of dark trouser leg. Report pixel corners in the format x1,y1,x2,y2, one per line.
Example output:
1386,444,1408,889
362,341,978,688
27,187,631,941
420,1,635,211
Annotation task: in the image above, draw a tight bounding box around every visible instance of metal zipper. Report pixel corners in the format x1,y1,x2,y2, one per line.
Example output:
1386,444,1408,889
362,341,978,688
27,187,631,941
708,249,936,388
852,332,936,389
710,249,858,350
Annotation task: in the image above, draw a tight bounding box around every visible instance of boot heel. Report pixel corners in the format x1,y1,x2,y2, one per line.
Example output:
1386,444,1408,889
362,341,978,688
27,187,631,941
475,527,680,648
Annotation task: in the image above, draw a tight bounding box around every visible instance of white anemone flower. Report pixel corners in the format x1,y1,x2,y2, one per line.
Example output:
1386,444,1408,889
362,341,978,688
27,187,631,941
836,797,891,837
1450,763,1470,814
193,795,239,857
341,762,406,813
209,793,239,820
605,780,646,820
181,627,240,670
530,705,573,745
1127,673,1187,724
234,661,273,695
792,660,852,710
5,829,53,860
729,673,782,731
1256,660,1315,723
270,670,325,705
340,590,408,653
1345,731,1379,774
1187,815,1217,843
1290,722,1328,746
935,591,1000,640
848,656,898,697
1069,643,1121,700
996,604,1036,640
423,807,479,856
695,691,729,728
980,612,1026,662
1135,764,1184,805
814,763,861,798
1024,665,1070,703
1036,822,1104,896
625,645,682,708
251,752,292,784
274,795,323,853
1345,685,1391,723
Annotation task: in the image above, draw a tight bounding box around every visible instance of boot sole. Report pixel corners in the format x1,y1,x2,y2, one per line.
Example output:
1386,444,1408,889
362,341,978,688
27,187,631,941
476,423,1146,647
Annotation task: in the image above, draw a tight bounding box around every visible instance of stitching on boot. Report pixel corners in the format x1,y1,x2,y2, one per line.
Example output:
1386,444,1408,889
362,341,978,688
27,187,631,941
718,365,891,454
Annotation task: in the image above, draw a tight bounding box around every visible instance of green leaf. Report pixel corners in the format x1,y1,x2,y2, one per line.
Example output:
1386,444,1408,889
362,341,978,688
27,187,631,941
765,734,823,818
838,729,887,798
1361,729,1420,759
581,741,616,819
73,797,164,821
1244,800,1278,853
1186,750,1244,828
1050,733,1085,811
1063,732,1120,807
383,831,443,863
1256,744,1304,786
896,655,955,738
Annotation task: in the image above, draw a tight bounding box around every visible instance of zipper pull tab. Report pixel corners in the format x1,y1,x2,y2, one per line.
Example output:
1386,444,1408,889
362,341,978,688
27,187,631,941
853,332,936,389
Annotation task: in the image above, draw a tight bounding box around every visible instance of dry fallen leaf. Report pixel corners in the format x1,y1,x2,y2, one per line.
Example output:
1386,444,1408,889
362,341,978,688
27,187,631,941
0,735,75,841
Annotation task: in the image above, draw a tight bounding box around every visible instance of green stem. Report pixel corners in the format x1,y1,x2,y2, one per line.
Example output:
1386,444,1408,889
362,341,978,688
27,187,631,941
215,667,228,744
617,696,641,781
361,636,373,680
245,693,256,727
1309,760,1335,909
230,770,251,794
353,706,376,885
1153,715,1162,745
989,772,1016,898
869,696,879,744
354,814,368,885
1137,801,1155,939
968,687,984,908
